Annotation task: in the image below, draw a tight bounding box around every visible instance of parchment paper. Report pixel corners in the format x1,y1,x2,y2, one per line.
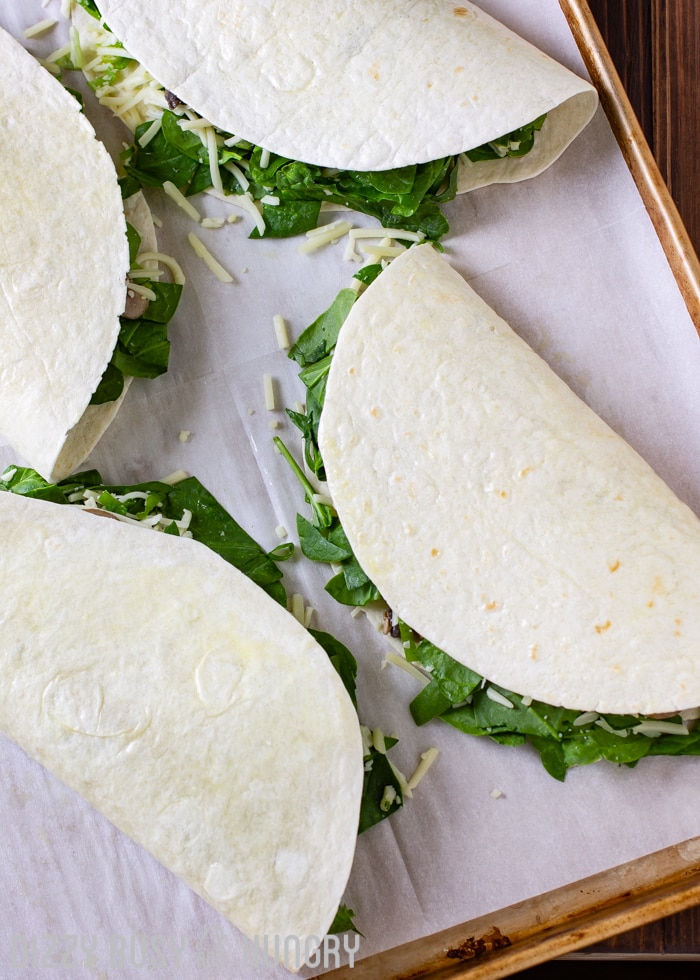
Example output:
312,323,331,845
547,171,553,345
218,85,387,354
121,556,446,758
1,2,700,977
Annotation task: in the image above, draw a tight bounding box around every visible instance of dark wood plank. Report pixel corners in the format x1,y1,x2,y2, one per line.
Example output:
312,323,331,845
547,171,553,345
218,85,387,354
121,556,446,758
587,0,700,253
652,0,700,254
663,903,700,955
587,0,654,137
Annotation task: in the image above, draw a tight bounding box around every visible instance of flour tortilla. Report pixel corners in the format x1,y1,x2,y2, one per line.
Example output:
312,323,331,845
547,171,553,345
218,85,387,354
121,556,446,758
0,27,131,482
0,490,363,970
93,0,597,187
319,245,700,716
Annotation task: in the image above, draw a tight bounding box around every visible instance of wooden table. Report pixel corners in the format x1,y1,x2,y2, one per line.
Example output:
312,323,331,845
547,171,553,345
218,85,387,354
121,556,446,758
588,0,699,258
569,0,700,961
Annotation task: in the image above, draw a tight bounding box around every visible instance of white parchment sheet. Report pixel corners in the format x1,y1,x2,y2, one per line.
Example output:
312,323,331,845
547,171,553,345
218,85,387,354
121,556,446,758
1,2,700,978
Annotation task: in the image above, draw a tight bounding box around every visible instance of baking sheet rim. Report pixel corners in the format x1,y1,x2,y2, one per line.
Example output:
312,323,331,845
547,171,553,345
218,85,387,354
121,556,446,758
318,2,700,975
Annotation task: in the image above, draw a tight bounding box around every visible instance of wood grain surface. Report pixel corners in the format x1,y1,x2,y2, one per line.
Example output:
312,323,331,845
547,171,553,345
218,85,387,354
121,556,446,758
587,0,700,254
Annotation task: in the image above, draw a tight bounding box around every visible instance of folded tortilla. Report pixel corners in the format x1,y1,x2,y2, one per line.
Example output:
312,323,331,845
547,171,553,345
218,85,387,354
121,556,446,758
0,27,132,481
0,490,363,970
92,0,597,188
319,245,700,716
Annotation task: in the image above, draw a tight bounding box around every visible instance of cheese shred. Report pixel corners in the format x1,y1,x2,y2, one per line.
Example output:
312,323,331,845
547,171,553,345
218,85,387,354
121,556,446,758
263,374,276,411
187,233,234,283
406,747,440,791
24,18,57,38
163,180,201,222
273,314,290,350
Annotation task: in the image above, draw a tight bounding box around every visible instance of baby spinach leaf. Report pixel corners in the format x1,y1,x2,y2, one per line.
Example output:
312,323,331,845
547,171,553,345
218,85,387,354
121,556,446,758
359,739,403,834
310,628,358,708
288,288,358,367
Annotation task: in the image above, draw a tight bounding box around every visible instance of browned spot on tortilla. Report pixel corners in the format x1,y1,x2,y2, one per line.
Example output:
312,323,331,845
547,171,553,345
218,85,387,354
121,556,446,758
446,926,511,961
595,620,611,634
369,61,380,81
455,65,464,73
608,559,620,572
452,6,470,16
484,600,498,611
498,490,507,498
348,366,355,375
370,406,380,418
529,644,539,659
648,600,655,608
431,548,440,558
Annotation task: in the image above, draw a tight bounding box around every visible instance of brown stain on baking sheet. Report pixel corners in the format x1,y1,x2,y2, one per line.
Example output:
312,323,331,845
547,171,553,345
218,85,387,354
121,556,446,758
445,925,512,961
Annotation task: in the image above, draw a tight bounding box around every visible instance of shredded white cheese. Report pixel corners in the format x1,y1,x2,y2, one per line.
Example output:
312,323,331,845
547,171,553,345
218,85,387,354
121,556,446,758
379,785,398,812
631,720,690,737
349,227,425,243
178,117,215,132
188,233,234,283
163,180,201,222
137,117,162,148
311,491,334,509
136,251,186,286
233,192,266,236
126,282,157,302
290,593,305,625
263,374,276,411
223,161,250,193
161,469,189,486
24,18,57,38
406,747,440,791
485,687,514,709
205,126,225,196
382,650,430,684
595,717,628,737
46,42,71,64
360,243,406,260
298,220,353,254
273,314,290,350
371,728,387,755
573,711,599,727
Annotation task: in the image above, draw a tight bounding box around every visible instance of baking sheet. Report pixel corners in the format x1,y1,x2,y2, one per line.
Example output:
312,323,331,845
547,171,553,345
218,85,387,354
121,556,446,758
2,1,700,977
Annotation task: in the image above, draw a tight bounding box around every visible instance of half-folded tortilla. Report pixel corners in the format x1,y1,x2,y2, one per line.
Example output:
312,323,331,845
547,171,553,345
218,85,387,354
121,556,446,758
0,489,363,969
91,0,598,189
319,245,700,717
0,27,140,481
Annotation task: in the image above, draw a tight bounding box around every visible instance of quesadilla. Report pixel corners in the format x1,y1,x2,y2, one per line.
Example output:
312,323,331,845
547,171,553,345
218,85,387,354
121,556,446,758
69,0,597,239
0,27,181,482
279,245,700,778
0,468,364,970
